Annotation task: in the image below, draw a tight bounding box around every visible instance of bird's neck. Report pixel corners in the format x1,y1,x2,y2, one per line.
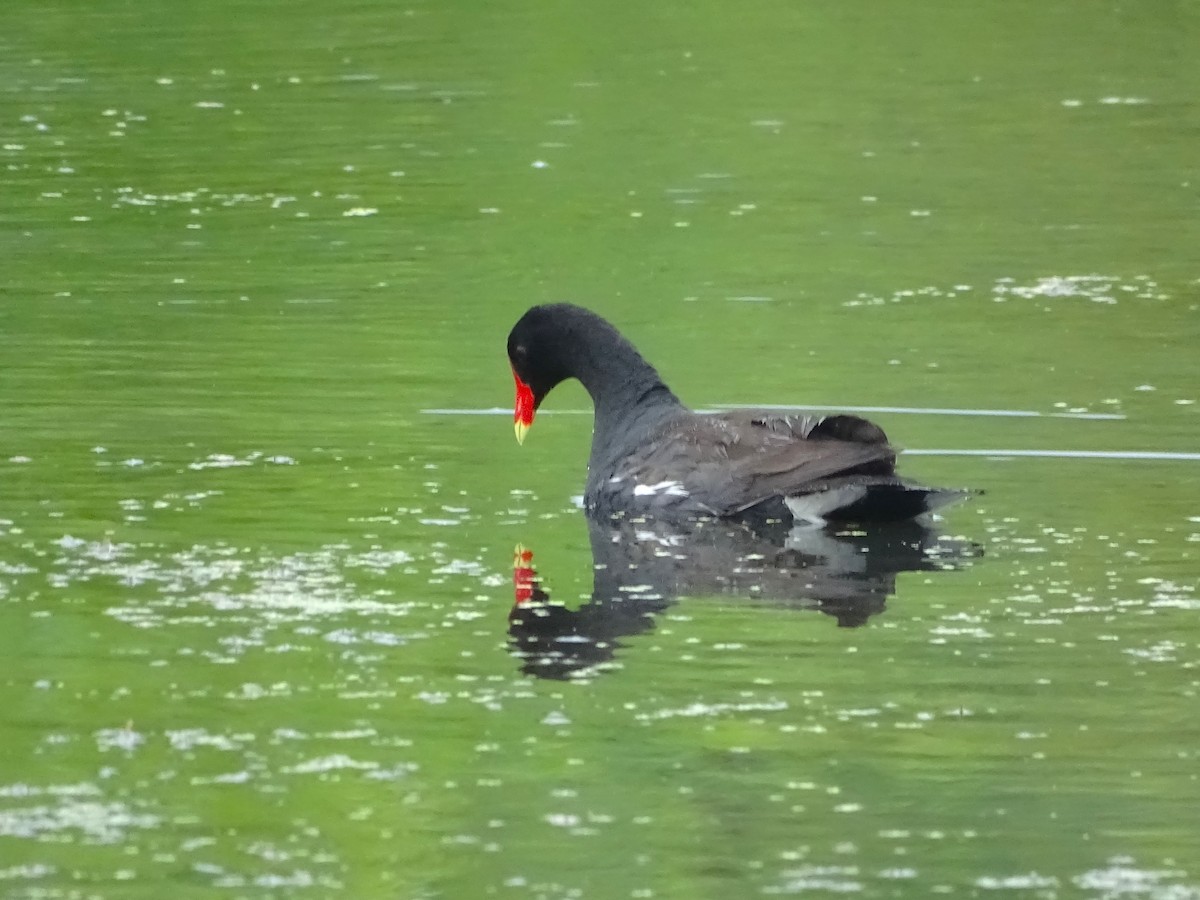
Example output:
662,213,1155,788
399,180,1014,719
566,330,686,483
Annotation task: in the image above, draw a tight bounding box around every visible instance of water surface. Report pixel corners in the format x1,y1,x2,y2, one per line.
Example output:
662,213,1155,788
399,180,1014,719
2,0,1198,896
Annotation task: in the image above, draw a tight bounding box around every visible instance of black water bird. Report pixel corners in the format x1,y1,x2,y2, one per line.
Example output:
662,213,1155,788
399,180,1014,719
508,303,974,525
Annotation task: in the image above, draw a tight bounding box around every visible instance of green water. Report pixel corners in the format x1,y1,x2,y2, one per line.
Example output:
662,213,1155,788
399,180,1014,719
3,0,1199,896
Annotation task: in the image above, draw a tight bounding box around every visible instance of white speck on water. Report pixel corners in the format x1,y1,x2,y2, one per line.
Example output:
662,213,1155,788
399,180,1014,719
166,729,251,752
343,207,377,217
94,728,145,753
636,699,787,721
191,771,252,785
0,797,160,843
194,101,224,109
531,160,549,169
851,274,1164,309
431,558,485,576
283,755,379,774
188,454,248,470
976,873,1058,890
770,865,861,894
324,629,406,647
1073,858,1197,895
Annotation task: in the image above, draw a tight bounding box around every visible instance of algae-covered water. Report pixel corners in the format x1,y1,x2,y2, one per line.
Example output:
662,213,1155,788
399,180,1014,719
2,0,1198,896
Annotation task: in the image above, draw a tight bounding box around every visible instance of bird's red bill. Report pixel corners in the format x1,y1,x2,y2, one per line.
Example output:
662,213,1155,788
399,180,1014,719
513,368,534,444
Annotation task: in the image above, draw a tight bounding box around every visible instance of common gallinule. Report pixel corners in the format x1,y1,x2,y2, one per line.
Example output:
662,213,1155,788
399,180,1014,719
507,303,972,524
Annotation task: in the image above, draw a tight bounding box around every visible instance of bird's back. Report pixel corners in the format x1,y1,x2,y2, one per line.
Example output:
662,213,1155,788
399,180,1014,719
585,410,897,519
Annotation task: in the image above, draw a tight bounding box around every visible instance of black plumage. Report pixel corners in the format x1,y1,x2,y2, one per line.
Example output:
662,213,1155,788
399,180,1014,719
507,303,972,524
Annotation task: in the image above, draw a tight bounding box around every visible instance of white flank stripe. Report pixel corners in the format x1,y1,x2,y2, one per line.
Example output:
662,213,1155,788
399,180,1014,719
633,480,688,497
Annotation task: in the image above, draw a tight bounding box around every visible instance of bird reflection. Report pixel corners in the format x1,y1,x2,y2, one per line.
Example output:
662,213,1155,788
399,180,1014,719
509,515,980,680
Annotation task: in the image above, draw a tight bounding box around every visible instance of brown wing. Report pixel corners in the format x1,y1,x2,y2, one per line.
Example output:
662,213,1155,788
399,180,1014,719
617,411,896,516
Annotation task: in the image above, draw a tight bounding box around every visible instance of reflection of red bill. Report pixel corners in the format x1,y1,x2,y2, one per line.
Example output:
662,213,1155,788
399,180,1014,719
512,368,534,444
513,544,536,605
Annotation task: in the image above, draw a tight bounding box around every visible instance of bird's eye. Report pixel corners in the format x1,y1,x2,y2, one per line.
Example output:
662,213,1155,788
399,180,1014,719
512,344,528,361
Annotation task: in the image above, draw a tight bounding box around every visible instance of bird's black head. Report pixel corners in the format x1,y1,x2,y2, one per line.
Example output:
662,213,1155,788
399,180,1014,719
506,304,585,443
